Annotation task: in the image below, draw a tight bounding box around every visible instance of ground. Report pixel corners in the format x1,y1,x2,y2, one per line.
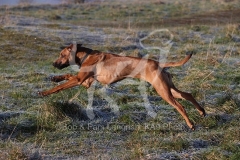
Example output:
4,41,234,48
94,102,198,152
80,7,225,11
0,0,240,159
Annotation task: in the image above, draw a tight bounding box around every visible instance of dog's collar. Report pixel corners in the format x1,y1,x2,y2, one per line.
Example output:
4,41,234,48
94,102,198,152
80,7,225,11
79,49,93,67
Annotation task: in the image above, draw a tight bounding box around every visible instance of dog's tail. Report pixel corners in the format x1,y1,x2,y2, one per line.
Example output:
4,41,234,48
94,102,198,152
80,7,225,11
159,54,192,68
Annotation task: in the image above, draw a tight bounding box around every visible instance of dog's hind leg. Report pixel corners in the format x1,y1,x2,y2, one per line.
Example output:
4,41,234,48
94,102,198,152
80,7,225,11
170,87,206,117
163,70,205,117
163,93,194,130
153,83,194,130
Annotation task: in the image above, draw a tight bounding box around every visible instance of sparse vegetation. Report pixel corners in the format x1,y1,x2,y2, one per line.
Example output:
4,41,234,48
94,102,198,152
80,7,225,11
0,0,240,159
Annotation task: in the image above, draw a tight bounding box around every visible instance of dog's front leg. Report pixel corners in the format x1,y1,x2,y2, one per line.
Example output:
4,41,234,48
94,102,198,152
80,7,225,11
39,77,79,96
39,72,93,96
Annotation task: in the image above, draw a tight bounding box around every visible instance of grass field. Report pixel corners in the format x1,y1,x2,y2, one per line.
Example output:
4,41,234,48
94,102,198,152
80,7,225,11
0,0,240,159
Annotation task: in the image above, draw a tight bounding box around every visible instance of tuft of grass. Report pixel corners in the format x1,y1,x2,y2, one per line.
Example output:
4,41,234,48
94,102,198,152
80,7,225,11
119,114,134,124
215,35,232,44
48,101,87,121
190,25,210,32
161,138,190,151
199,115,221,129
229,151,240,160
8,145,28,160
233,76,240,85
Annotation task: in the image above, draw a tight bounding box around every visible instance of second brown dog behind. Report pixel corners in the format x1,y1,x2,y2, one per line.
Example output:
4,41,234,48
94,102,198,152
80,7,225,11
39,44,206,130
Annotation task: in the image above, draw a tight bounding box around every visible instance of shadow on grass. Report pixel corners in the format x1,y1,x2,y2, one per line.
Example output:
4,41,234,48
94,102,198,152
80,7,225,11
0,102,88,140
50,101,89,121
0,116,39,140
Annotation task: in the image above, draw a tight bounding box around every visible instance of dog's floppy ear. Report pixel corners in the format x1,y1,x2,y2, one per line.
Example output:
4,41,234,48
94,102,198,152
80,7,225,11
67,44,73,51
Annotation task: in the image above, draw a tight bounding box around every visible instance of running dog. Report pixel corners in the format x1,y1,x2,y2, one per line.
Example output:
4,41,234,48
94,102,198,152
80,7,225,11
39,44,206,130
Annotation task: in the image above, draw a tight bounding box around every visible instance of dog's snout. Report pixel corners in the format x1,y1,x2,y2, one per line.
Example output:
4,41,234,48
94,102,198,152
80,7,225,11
53,61,61,68
52,62,57,67
52,59,69,70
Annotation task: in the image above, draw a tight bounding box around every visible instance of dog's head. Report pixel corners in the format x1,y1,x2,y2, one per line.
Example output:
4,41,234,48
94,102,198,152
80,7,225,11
53,44,80,69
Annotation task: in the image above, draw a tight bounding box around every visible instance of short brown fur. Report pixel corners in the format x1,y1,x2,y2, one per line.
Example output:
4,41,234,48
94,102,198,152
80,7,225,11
39,44,205,130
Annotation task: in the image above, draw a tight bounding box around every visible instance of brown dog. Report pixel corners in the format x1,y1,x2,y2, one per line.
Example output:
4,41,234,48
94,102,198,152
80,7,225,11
39,44,205,130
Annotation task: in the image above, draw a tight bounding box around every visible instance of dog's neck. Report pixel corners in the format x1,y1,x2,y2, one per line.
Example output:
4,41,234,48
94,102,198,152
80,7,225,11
75,46,93,67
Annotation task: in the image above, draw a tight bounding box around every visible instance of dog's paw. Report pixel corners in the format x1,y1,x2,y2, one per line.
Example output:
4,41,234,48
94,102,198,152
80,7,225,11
44,74,61,82
183,125,195,131
31,91,41,98
50,75,66,82
190,125,195,131
199,109,206,117
31,91,46,98
50,76,60,82
37,91,47,97
201,112,207,117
